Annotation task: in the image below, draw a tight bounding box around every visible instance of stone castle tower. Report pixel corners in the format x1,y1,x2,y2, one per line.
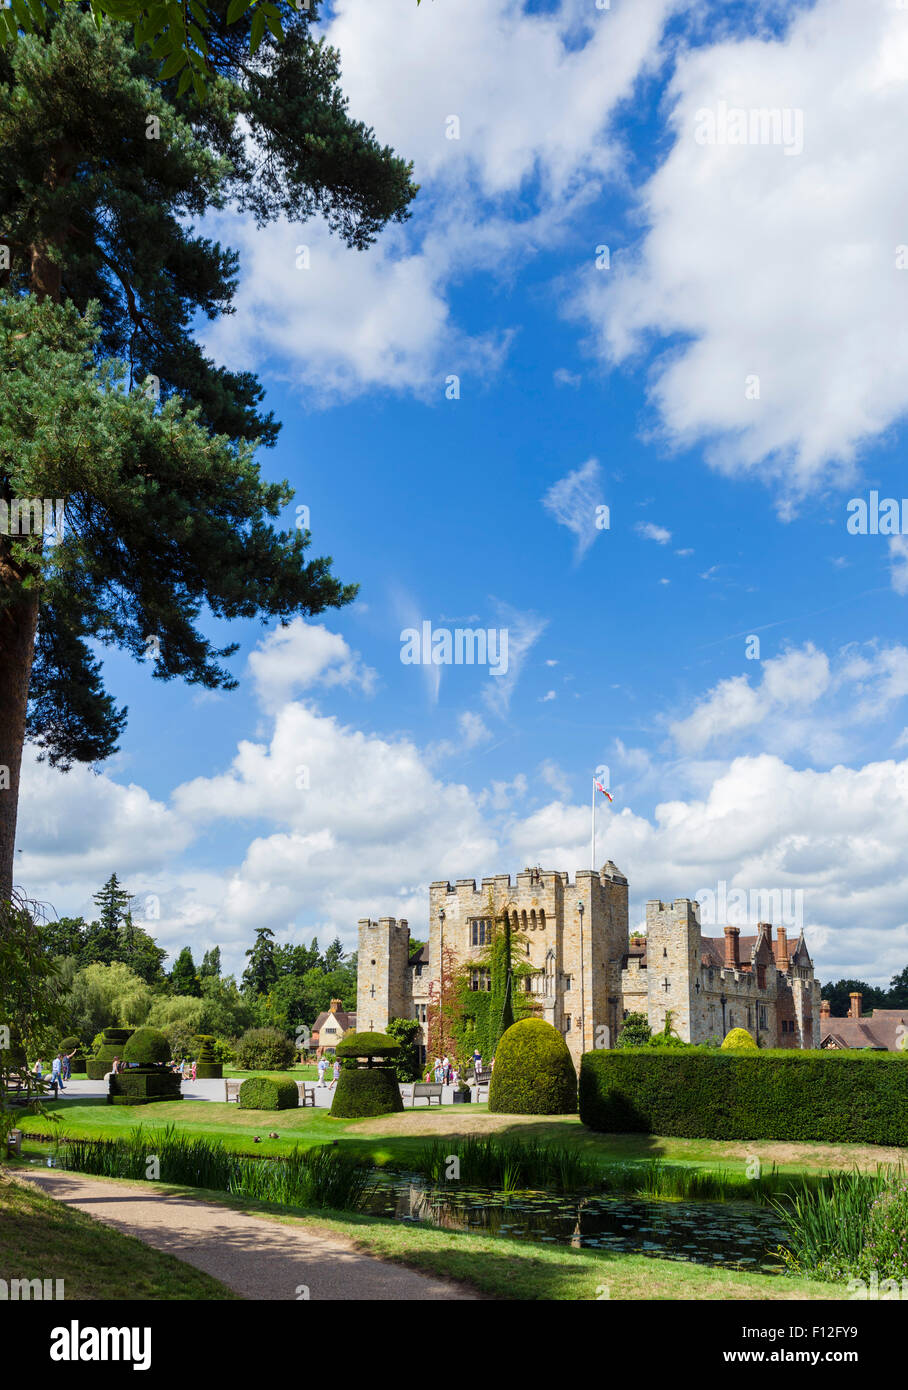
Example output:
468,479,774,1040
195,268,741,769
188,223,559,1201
356,865,820,1065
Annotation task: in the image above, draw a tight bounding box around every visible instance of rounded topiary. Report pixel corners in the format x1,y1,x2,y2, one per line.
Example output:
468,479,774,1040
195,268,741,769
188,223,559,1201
123,1027,171,1066
330,1067,403,1118
488,1019,577,1115
721,1027,758,1051
238,1074,299,1111
335,1031,400,1065
194,1034,222,1079
232,1027,295,1071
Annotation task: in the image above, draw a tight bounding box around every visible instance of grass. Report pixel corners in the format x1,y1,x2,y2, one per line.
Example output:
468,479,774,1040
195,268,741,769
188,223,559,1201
0,1170,238,1300
771,1169,898,1279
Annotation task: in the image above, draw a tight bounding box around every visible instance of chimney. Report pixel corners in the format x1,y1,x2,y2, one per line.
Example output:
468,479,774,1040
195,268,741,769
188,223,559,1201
724,926,740,969
849,991,862,1019
774,925,788,971
820,999,831,1017
330,998,343,1013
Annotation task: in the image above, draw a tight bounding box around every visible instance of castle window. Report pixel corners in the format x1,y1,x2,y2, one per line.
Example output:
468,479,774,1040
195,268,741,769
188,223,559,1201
564,1016,572,1032
470,919,492,947
564,975,572,991
470,968,491,991
539,909,545,930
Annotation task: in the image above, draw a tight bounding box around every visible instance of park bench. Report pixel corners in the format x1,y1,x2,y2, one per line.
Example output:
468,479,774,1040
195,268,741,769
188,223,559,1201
224,1079,242,1103
296,1082,316,1107
1,1068,57,1104
473,1081,490,1103
410,1082,443,1107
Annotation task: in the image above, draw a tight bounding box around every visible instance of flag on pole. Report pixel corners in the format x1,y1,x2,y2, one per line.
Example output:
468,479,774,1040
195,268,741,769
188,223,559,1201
594,780,613,802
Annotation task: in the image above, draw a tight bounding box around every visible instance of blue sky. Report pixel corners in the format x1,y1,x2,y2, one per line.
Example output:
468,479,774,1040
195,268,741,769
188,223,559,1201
19,0,908,987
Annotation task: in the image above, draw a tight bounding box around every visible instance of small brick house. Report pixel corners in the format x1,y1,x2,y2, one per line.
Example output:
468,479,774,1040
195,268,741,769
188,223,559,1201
312,999,356,1056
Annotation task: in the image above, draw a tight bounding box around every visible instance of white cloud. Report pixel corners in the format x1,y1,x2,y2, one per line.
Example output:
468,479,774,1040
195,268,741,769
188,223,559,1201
482,602,548,717
576,0,908,505
247,619,376,713
890,536,908,595
635,521,672,544
541,457,604,561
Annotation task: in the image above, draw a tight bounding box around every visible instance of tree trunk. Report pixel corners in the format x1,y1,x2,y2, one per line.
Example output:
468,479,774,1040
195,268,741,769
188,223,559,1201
0,575,39,903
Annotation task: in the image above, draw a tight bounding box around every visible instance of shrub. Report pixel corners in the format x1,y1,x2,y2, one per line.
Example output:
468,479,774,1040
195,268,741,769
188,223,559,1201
616,1012,651,1048
123,1027,171,1066
194,1035,222,1079
579,1049,908,1145
233,1027,295,1071
238,1075,299,1110
86,1027,135,1080
335,1031,400,1065
330,1067,403,1118
108,1069,182,1106
722,1027,757,1050
488,1019,577,1115
385,1018,421,1082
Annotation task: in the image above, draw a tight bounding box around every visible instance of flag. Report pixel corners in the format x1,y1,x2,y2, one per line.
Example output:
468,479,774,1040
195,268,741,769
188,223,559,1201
595,780,613,802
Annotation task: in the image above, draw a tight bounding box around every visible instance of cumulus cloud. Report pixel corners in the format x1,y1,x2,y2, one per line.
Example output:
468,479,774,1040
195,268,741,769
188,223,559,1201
247,619,376,713
576,0,908,506
635,522,672,544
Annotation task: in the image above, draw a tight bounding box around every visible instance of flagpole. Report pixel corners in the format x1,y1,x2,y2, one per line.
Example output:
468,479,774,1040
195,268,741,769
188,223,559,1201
591,777,595,870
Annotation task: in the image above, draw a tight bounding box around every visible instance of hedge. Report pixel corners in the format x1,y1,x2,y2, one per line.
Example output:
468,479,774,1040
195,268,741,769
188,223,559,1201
86,1028,135,1080
238,1075,299,1111
107,1069,183,1106
330,1068,403,1118
123,1028,171,1066
488,1019,577,1115
335,1031,399,1063
579,1048,908,1146
194,1035,222,1080
232,1028,295,1071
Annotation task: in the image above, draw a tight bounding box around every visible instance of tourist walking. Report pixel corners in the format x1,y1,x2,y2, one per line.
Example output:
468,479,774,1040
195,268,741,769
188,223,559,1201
33,1058,43,1079
332,1058,340,1084
317,1055,328,1086
61,1047,77,1082
51,1053,65,1091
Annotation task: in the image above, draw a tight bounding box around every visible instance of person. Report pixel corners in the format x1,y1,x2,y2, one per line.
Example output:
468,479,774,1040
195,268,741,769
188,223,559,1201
490,1055,495,1071
473,1048,482,1077
332,1058,340,1084
452,1067,460,1090
442,1054,450,1084
317,1054,328,1086
110,1056,120,1075
33,1058,43,1079
190,1059,198,1081
61,1047,77,1083
51,1052,65,1091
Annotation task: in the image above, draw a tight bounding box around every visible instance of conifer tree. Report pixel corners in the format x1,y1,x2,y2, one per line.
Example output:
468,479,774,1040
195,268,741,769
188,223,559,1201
0,8,416,899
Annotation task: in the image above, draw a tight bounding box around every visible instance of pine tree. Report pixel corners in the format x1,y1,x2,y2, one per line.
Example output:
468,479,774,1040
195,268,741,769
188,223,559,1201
83,872,133,964
170,945,201,996
199,945,221,979
0,8,416,899
242,925,278,996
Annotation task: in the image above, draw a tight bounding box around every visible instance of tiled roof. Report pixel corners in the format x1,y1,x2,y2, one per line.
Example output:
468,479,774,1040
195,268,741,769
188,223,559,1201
820,1011,907,1051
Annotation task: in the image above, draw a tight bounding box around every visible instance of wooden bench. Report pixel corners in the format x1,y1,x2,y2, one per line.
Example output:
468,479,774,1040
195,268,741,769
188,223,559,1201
410,1082,443,1107
224,1079,242,1103
473,1081,490,1103
297,1082,316,1107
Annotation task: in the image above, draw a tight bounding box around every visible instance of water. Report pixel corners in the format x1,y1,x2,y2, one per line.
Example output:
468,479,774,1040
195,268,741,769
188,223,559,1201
360,1177,787,1272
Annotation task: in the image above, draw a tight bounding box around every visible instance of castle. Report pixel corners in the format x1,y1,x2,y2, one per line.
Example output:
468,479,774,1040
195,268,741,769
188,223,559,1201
356,862,822,1069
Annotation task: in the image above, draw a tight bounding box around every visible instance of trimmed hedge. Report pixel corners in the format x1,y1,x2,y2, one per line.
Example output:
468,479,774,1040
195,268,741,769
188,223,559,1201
488,1018,577,1115
579,1048,908,1146
87,1028,135,1080
335,1031,399,1063
107,1069,182,1106
238,1075,299,1111
194,1035,222,1080
330,1067,403,1118
123,1028,171,1066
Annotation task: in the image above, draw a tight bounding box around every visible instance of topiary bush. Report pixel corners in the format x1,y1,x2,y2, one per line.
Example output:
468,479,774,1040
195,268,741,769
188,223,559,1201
579,1049,908,1145
721,1027,758,1051
488,1019,577,1115
123,1027,171,1066
108,1069,182,1106
233,1027,295,1071
330,1068,403,1118
194,1034,222,1079
335,1031,400,1065
238,1074,298,1111
59,1036,86,1072
86,1027,135,1080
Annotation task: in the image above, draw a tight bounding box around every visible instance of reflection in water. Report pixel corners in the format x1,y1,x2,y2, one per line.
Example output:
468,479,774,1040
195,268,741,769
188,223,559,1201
361,1178,786,1272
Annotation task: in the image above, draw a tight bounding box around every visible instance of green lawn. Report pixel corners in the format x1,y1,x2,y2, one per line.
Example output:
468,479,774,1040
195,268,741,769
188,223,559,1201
0,1171,238,1300
20,1099,905,1177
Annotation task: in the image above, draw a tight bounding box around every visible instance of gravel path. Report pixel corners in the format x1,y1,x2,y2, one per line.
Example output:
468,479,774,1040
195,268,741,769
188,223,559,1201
20,1169,477,1302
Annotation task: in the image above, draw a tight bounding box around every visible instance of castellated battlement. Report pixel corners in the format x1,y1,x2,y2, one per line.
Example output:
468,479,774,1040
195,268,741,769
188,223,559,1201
358,916,410,934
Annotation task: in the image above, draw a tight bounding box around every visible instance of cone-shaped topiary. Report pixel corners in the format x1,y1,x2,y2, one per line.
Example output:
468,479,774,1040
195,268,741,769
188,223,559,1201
488,1018,577,1114
194,1034,222,1079
721,1028,758,1050
87,1027,135,1080
123,1027,171,1066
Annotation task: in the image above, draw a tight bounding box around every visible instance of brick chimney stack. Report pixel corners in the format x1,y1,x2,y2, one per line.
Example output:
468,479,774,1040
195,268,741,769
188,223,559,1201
849,991,862,1019
330,998,343,1013
774,925,788,971
820,999,831,1018
724,926,740,969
